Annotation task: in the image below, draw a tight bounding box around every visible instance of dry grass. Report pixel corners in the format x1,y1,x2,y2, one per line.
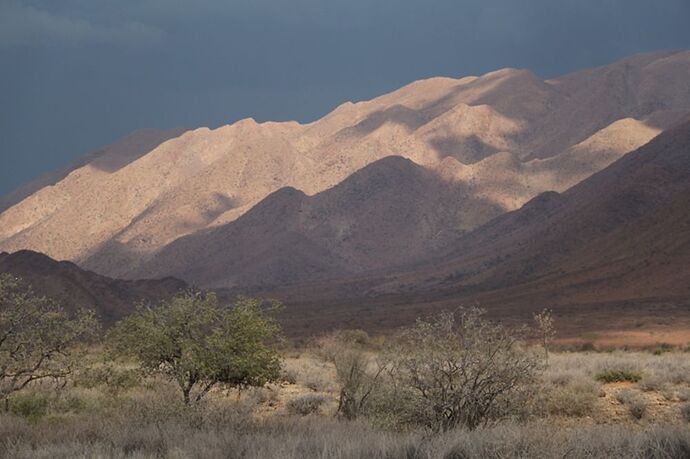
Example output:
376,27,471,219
281,355,336,393
3,348,690,457
1,413,690,458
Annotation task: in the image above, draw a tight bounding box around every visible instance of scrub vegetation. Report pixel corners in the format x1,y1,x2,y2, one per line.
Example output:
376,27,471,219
2,276,690,458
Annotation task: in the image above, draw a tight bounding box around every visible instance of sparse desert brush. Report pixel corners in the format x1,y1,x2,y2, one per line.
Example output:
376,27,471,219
541,377,600,417
639,374,665,392
2,344,690,457
8,391,50,421
681,403,690,422
595,369,642,383
74,362,141,393
281,356,335,392
251,386,280,407
378,309,543,431
616,389,647,420
287,393,328,416
651,343,675,355
281,368,298,384
678,388,690,402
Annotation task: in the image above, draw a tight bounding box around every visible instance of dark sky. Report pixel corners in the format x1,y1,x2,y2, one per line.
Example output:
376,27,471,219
2,0,690,195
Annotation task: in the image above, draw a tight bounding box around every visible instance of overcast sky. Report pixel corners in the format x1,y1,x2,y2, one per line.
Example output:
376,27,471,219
2,0,690,195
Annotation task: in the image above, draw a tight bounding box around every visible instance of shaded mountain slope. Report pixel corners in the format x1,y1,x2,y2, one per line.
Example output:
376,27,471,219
418,117,690,296
0,250,186,324
261,119,690,333
306,118,690,308
131,156,500,287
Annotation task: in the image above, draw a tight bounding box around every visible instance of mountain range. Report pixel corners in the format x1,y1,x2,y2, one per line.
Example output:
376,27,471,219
1,50,689,332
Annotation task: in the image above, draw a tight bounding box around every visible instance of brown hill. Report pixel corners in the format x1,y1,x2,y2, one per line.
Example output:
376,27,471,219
1,50,689,285
0,250,186,324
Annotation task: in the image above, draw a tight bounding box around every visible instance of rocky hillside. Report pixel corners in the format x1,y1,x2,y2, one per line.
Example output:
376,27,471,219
1,51,689,287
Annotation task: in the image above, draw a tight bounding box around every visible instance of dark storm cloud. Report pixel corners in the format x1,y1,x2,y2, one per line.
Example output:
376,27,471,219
2,0,690,194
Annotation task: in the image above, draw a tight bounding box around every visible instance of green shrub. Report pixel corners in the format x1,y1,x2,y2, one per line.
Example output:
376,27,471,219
594,369,642,383
107,292,282,405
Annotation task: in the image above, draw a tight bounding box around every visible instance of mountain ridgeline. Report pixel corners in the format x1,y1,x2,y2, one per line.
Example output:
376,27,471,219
1,50,690,331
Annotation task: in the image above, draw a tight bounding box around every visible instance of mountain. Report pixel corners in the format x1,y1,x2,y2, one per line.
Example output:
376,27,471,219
271,118,690,332
1,50,690,286
129,156,499,287
0,128,186,213
0,250,186,324
393,117,690,299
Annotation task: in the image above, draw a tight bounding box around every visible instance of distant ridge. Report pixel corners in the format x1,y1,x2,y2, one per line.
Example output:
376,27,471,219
0,250,186,324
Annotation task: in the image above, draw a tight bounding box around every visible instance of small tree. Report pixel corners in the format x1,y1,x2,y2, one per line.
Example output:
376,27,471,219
0,274,98,408
533,308,555,360
108,290,282,404
386,308,543,432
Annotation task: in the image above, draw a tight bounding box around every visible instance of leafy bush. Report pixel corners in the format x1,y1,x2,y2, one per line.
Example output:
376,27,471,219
287,394,327,416
595,369,642,383
108,291,282,404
